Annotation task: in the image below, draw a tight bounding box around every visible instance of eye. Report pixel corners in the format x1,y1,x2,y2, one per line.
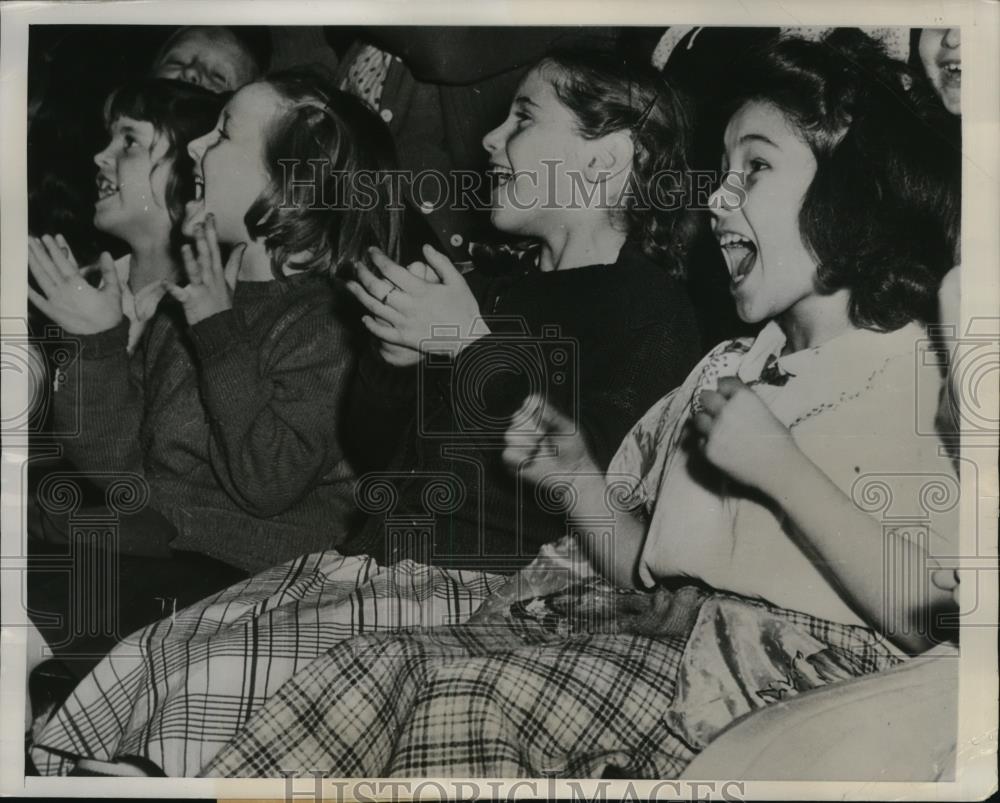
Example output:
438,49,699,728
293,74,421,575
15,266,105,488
514,110,532,127
123,135,139,151
747,158,770,175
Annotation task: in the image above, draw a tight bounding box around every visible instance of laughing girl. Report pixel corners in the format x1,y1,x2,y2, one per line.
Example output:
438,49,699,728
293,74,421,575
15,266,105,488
28,67,399,594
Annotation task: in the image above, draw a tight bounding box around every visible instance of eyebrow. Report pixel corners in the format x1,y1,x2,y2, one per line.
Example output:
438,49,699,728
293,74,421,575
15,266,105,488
116,123,149,138
513,96,540,110
738,133,780,148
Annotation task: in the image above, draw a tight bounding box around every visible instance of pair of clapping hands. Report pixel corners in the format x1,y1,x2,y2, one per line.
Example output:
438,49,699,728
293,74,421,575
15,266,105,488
27,216,247,335
346,243,485,367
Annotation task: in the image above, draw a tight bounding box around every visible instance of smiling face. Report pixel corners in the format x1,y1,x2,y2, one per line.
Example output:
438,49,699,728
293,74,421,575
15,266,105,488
918,28,961,115
92,117,173,245
709,101,821,327
153,27,258,93
184,82,283,243
481,67,607,239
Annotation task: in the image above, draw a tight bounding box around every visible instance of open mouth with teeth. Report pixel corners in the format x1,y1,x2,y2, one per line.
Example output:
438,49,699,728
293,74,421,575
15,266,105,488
193,175,205,201
939,60,961,89
486,163,515,190
718,230,758,288
96,175,119,202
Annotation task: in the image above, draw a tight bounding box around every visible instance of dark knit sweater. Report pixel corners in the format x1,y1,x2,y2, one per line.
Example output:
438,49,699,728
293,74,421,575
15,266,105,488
341,242,701,571
51,274,360,573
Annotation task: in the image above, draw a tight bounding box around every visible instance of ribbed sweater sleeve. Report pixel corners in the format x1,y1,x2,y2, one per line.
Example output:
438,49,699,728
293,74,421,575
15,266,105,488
50,318,146,483
187,296,354,519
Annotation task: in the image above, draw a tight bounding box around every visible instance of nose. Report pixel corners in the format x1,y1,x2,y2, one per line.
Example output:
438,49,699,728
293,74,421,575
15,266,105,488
707,171,742,220
482,120,506,156
187,131,210,165
942,28,960,49
181,64,203,87
93,142,113,170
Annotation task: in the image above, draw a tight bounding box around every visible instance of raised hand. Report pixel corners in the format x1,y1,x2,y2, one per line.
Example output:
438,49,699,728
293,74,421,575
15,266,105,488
346,243,486,358
691,376,798,494
502,393,603,514
368,259,442,367
28,234,124,334
164,214,246,326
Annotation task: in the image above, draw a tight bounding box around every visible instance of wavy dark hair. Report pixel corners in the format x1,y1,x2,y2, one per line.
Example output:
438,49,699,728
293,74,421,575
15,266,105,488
536,48,697,278
103,78,226,252
245,65,403,278
725,28,960,331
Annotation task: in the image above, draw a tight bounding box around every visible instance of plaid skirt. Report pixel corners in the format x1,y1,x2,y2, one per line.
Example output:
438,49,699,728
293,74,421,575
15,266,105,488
32,542,903,778
30,550,509,776
202,575,904,779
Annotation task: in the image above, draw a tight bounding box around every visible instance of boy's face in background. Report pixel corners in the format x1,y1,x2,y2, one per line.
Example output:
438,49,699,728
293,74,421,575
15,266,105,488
153,27,258,93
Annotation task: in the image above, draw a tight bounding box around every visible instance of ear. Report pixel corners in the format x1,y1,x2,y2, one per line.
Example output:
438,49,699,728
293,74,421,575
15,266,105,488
582,130,634,187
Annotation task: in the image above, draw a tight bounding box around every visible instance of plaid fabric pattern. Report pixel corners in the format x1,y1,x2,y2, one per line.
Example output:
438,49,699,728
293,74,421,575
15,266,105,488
30,550,508,776
203,585,902,779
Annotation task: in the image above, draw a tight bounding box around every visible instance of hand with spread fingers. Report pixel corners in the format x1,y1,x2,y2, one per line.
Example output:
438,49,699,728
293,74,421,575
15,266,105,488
164,214,247,326
691,376,798,494
346,243,487,360
27,234,124,334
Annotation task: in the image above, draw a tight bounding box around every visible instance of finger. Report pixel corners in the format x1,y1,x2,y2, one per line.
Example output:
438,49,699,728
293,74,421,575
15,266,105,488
353,259,395,300
97,252,122,296
346,280,405,325
205,214,224,277
422,243,463,285
194,224,213,277
27,286,58,319
531,396,576,437
360,314,410,346
162,281,188,303
698,390,727,418
41,234,76,280
55,234,79,269
368,247,425,295
716,376,747,399
223,243,247,291
407,261,438,284
181,244,203,285
691,411,715,438
27,240,60,292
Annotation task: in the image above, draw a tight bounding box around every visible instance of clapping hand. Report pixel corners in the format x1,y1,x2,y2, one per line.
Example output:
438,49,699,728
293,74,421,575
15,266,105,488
164,214,246,326
28,234,124,334
346,244,486,363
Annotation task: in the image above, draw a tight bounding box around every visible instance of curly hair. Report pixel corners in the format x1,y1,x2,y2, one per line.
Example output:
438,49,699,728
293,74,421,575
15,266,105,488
244,65,403,279
103,78,226,245
725,28,960,331
536,48,698,278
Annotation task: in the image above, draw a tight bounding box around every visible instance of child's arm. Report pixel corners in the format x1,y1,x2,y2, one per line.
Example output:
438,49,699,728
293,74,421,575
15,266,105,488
502,394,648,589
188,293,355,518
694,377,953,654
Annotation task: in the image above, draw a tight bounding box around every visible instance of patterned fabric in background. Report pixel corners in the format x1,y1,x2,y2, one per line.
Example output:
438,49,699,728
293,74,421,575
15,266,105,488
340,43,393,110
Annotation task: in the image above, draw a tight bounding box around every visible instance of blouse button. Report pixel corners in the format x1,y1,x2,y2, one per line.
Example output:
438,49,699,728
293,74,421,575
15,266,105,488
450,233,464,248
380,108,394,123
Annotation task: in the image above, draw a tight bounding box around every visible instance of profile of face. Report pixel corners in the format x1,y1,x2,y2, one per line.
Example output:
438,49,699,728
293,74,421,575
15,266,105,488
92,116,173,244
184,82,282,243
918,28,961,115
481,66,625,239
708,101,820,326
153,27,258,93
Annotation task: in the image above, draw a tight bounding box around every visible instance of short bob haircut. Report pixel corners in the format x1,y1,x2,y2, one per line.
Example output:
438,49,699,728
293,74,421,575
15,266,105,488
244,66,403,278
536,47,698,279
103,78,226,241
723,28,960,332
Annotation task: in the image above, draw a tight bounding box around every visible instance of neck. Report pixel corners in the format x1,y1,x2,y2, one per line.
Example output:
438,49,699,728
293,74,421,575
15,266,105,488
777,288,855,352
127,237,176,293
240,240,277,281
537,219,627,272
